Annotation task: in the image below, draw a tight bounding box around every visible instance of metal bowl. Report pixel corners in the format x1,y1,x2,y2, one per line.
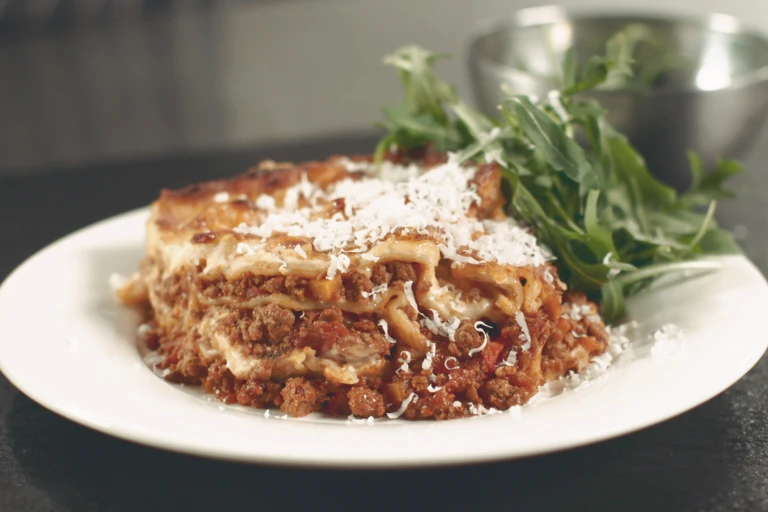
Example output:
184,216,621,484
468,6,768,190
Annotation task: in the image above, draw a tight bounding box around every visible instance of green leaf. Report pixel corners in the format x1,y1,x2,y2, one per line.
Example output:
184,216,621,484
563,23,652,96
562,48,577,91
698,226,742,255
679,157,743,208
609,137,677,209
503,96,593,184
600,279,625,322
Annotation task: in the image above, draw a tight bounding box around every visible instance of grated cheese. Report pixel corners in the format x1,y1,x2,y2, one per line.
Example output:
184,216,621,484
468,403,502,416
427,384,442,393
650,324,684,359
501,349,517,367
361,253,380,262
515,310,532,351
396,351,411,374
444,357,460,371
403,281,418,312
109,273,128,293
422,340,437,371
387,392,418,419
137,323,153,337
295,245,307,259
468,321,492,356
231,159,547,278
236,243,255,256
420,309,460,341
213,191,230,203
528,321,635,404
255,194,276,211
362,283,388,299
346,414,376,425
378,319,397,344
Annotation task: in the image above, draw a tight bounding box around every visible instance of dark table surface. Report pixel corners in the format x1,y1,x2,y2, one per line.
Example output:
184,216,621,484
1,133,768,512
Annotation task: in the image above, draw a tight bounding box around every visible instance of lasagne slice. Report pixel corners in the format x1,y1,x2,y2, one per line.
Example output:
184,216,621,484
119,150,609,420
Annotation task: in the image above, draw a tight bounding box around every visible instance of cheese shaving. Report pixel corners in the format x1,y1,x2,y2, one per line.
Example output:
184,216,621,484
294,245,307,259
650,324,684,359
427,384,442,393
515,310,532,351
213,191,230,203
420,309,460,341
362,283,388,299
326,254,340,279
361,253,380,262
468,321,491,356
255,194,276,211
468,403,502,416
108,273,128,293
396,351,411,374
387,392,418,419
236,243,255,256
422,340,437,371
378,319,397,344
346,414,376,425
403,280,418,312
501,349,517,367
444,357,460,371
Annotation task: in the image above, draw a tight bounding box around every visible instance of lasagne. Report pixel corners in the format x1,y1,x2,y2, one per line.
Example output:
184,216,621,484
118,150,610,420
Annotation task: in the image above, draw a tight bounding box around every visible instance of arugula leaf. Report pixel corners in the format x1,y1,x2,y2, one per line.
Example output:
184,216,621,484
679,153,743,208
564,23,653,96
376,36,742,323
504,96,593,185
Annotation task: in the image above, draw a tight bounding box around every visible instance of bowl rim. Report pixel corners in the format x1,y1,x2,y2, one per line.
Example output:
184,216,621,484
468,5,768,96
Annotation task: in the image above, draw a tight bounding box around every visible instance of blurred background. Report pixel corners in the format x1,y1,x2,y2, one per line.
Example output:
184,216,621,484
1,0,767,174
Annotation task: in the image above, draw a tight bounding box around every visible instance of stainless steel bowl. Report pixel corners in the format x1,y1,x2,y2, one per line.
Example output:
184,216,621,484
468,6,768,190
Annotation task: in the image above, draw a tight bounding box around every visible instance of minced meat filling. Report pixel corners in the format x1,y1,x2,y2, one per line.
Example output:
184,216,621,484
223,304,391,363
197,261,424,304
150,292,608,419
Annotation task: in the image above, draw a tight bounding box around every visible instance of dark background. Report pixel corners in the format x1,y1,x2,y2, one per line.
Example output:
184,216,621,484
1,2,768,511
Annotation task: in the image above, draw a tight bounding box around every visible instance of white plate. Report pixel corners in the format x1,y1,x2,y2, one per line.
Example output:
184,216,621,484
1,208,767,468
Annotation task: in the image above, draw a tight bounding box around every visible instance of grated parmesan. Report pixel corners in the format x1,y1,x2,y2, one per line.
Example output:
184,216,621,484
650,324,684,359
515,310,532,351
396,351,411,374
362,283,388,299
387,392,418,419
230,159,547,279
420,309,460,341
213,191,230,203
294,245,307,259
468,321,492,356
378,319,397,344
444,357,460,371
403,281,418,312
422,340,437,371
236,243,255,256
